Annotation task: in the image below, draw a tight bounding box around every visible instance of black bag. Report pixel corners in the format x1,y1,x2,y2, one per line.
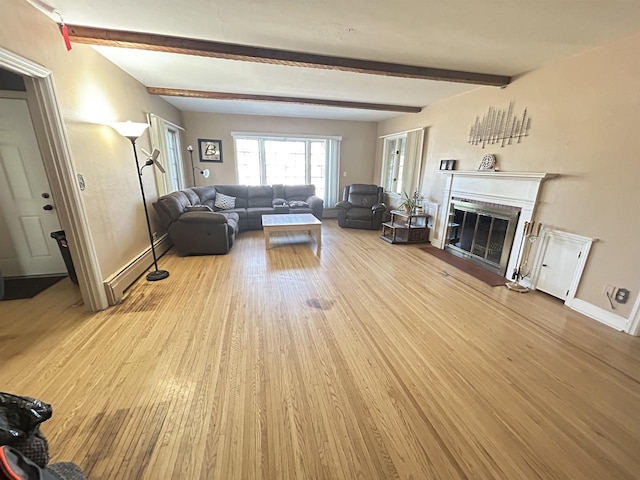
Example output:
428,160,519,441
0,446,60,480
0,394,52,468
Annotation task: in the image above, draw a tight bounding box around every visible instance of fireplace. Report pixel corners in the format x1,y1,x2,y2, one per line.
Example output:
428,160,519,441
445,198,520,275
435,171,553,282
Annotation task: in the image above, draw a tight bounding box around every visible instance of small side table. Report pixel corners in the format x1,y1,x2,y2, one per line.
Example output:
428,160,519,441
380,210,429,244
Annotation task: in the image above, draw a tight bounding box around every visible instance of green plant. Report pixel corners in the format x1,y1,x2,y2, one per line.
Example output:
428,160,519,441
398,191,418,210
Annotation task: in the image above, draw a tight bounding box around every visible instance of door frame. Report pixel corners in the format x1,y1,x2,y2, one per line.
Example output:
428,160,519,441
626,290,640,336
0,47,108,310
530,228,594,306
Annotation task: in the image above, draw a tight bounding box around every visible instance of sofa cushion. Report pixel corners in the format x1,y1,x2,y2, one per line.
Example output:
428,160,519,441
223,208,247,221
153,191,191,227
346,207,374,220
193,186,217,205
348,184,380,196
272,184,286,199
247,207,276,219
215,185,249,208
349,193,379,208
248,185,274,207
284,184,315,201
183,188,200,206
215,192,236,210
346,185,380,208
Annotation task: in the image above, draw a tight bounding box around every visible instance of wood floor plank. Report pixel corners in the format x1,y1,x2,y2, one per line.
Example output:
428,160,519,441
1,220,640,479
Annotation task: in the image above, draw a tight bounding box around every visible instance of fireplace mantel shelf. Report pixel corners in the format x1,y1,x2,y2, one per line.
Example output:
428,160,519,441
440,170,555,180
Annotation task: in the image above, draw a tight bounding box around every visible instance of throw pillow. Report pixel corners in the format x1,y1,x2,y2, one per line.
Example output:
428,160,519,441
215,192,236,210
289,200,309,208
185,205,213,212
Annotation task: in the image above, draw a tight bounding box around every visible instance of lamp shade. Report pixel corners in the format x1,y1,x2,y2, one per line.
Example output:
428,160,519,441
201,169,210,179
111,121,149,140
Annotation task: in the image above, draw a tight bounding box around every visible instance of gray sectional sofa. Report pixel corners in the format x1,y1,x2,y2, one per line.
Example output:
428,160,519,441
153,184,323,255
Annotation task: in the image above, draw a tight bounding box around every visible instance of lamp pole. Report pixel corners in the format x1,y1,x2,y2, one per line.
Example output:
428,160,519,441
187,144,196,185
111,121,169,282
129,138,169,281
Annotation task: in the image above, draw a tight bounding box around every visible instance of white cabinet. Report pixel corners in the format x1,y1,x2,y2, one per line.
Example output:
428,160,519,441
532,229,594,302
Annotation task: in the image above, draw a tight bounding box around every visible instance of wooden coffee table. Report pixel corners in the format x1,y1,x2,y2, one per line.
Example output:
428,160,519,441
261,213,321,253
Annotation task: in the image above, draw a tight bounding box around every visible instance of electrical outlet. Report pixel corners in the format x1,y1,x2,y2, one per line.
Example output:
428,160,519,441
615,288,630,304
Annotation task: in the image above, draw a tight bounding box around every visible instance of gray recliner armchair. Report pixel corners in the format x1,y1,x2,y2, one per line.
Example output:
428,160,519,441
336,184,386,230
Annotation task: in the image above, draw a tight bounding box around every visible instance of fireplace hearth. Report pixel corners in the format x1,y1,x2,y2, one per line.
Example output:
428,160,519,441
445,198,520,276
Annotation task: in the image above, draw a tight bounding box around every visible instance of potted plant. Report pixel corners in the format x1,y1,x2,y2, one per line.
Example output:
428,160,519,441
399,191,418,213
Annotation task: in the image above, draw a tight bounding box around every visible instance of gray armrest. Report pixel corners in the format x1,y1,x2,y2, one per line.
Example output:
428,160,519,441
335,201,352,210
179,211,228,224
372,202,386,212
306,195,323,209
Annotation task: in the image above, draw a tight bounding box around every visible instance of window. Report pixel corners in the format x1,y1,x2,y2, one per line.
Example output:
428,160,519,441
164,127,183,192
148,114,185,196
233,134,340,206
380,128,425,197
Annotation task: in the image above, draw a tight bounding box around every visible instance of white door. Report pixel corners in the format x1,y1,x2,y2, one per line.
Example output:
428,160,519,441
0,97,66,277
536,234,582,300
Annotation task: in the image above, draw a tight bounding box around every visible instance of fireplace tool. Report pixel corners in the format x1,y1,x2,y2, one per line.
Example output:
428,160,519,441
506,221,541,292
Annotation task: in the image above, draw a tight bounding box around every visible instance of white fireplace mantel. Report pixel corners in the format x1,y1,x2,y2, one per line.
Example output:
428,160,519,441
440,170,555,180
435,170,555,280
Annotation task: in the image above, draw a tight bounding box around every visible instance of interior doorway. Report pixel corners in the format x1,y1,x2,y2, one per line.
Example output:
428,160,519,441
0,47,108,310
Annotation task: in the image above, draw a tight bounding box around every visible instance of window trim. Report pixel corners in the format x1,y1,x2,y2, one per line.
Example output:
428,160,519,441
381,133,407,195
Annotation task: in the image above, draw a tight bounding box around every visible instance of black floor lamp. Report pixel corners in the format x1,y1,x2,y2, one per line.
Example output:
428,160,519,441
111,121,169,281
187,144,210,185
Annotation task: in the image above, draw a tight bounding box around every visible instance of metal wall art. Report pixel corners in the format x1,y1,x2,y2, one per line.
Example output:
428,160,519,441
468,102,531,148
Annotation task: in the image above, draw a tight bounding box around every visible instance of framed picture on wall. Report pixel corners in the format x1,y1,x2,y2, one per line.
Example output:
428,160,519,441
440,159,456,170
198,139,223,163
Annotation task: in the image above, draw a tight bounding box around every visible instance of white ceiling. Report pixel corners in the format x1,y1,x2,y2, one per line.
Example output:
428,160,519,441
48,0,640,121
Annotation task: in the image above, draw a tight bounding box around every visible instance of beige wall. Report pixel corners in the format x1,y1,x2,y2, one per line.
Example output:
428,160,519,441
1,0,184,279
182,112,378,196
377,32,640,319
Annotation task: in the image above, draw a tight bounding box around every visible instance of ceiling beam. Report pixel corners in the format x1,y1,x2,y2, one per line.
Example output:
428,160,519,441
147,87,423,113
67,25,511,87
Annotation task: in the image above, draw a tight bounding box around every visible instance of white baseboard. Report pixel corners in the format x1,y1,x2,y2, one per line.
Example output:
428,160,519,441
103,234,172,305
568,298,628,331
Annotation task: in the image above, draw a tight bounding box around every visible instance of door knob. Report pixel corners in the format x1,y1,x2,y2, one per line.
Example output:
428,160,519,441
42,193,50,198
542,264,548,267
43,204,53,211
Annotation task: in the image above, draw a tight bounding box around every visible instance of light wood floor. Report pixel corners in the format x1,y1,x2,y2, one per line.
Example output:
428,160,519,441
1,220,640,479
